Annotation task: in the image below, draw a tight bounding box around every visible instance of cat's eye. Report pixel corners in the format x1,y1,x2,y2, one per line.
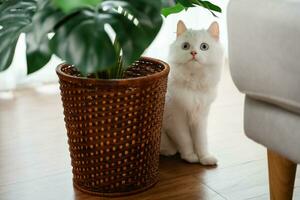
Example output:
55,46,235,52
200,43,209,51
181,42,190,50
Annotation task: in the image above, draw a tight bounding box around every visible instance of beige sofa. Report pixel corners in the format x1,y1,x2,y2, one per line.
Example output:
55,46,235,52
227,0,300,199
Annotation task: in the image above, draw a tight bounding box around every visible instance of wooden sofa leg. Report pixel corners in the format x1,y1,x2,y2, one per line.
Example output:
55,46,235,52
268,149,297,200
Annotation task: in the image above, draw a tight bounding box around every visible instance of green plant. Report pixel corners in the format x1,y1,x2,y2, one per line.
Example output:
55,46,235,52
0,0,221,79
162,0,221,17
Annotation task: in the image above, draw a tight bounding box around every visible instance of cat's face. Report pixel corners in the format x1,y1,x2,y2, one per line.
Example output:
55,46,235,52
169,21,223,67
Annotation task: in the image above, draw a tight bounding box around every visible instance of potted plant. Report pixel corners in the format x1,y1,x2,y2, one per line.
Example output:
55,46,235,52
0,0,221,196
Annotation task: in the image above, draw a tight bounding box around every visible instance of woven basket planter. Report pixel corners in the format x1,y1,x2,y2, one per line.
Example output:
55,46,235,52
56,57,169,197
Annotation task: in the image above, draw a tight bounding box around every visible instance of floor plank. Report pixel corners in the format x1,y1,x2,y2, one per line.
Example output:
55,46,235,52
0,66,299,200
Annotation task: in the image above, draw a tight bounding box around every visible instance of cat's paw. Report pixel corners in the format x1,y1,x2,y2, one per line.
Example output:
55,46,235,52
199,155,218,166
160,148,177,156
181,153,199,163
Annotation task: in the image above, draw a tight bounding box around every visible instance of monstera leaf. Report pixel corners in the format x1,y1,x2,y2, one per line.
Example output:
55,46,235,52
0,0,37,72
162,0,221,17
52,0,102,13
26,1,65,74
50,0,163,75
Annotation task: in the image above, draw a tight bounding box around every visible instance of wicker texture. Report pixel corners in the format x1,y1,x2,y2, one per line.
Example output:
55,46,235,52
56,57,169,196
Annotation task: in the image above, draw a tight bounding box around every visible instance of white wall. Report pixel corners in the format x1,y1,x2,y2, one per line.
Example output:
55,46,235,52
0,0,229,91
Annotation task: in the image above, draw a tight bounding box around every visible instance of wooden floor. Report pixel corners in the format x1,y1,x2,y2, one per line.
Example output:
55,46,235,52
0,66,299,200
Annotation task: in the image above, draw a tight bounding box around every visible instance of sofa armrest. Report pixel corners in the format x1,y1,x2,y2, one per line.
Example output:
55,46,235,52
227,0,300,113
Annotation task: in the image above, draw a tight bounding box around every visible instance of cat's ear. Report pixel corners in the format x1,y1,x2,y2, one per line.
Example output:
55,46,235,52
208,21,220,40
177,20,187,37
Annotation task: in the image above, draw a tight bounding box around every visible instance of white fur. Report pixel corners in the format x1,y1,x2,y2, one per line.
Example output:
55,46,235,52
160,21,224,165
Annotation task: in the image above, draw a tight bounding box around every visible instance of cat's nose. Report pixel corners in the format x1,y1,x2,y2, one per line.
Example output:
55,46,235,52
190,51,197,56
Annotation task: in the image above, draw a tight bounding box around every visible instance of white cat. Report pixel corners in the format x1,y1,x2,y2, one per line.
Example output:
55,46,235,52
160,20,224,165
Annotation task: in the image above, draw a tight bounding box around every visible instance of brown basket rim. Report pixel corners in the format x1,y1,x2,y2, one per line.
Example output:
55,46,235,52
56,57,170,86
73,180,158,197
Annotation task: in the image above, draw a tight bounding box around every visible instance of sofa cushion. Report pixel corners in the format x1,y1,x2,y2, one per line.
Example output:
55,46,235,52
227,0,300,114
245,97,300,164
